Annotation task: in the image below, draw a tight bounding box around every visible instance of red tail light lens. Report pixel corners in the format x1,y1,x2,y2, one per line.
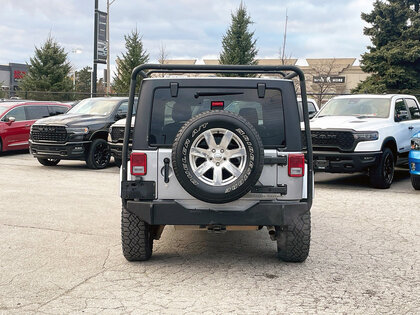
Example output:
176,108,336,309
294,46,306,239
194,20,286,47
130,152,147,176
288,154,305,177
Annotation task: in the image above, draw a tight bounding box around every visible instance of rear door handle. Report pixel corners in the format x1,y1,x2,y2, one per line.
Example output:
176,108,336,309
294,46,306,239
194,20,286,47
25,124,30,127
408,126,414,130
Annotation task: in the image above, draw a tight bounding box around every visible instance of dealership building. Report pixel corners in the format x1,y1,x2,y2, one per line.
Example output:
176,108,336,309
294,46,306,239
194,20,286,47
0,62,28,93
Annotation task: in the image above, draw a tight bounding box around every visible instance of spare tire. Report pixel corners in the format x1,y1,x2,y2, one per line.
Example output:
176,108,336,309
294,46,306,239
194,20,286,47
172,110,264,204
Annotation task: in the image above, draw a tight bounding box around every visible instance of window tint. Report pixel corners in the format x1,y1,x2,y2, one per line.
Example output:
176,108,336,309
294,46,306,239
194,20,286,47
116,101,136,115
2,106,26,121
395,99,409,121
26,106,50,120
150,87,285,147
49,106,68,116
405,98,420,120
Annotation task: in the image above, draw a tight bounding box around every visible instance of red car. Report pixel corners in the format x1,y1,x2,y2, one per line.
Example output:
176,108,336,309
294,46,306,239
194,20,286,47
0,101,71,152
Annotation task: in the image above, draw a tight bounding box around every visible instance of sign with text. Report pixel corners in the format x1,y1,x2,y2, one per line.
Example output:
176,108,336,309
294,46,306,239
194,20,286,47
95,11,107,64
313,76,345,84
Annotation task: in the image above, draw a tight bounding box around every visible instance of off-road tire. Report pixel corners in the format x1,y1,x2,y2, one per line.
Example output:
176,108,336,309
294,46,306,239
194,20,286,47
121,206,153,261
411,174,420,190
275,211,311,262
172,110,264,204
85,139,111,169
37,157,60,166
369,148,394,189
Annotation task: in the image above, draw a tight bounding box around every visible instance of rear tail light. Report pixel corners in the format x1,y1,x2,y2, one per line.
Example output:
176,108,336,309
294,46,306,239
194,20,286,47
130,152,147,176
288,154,305,177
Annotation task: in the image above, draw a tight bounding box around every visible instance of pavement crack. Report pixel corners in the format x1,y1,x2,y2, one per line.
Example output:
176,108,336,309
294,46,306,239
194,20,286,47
1,223,109,237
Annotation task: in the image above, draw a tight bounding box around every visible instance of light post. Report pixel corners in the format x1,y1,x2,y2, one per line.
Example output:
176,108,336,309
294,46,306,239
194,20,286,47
71,49,82,92
88,69,94,98
106,0,116,95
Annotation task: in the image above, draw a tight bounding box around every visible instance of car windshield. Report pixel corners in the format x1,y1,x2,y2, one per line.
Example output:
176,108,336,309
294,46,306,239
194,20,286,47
317,98,391,118
0,106,9,116
68,98,119,116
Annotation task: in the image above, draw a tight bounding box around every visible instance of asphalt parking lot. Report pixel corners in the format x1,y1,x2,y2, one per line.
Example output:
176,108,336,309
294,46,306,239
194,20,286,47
1,151,419,314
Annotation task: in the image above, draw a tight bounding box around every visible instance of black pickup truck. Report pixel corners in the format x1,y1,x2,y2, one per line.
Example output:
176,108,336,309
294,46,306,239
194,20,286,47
30,97,129,169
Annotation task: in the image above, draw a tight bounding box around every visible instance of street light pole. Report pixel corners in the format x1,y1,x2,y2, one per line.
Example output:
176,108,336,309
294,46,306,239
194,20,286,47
93,0,99,97
106,0,116,95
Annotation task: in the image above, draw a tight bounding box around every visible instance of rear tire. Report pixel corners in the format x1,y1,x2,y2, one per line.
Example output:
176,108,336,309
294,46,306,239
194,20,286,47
275,211,311,262
121,206,153,261
37,157,60,166
369,148,394,189
86,139,110,169
411,174,420,190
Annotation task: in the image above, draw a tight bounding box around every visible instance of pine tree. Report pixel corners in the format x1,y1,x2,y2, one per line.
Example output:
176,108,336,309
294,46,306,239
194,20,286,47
354,0,420,94
19,36,72,100
113,29,149,94
75,66,92,94
219,2,258,73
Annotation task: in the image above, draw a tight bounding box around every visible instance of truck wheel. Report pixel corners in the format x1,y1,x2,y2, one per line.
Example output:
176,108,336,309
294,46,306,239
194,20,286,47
121,206,153,261
172,110,264,204
411,174,420,190
114,157,122,168
86,139,110,169
275,211,311,262
369,148,394,189
37,157,60,166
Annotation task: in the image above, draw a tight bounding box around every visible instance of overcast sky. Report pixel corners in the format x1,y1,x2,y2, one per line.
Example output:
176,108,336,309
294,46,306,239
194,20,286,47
1,0,374,78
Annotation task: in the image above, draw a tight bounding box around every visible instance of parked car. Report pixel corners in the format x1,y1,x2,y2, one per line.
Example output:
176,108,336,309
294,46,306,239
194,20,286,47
409,131,420,190
119,64,313,262
0,101,71,152
310,94,420,188
108,116,135,167
29,97,129,169
298,97,319,120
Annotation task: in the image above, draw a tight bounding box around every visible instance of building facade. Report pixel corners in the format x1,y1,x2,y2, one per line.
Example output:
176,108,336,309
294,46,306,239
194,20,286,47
0,63,28,94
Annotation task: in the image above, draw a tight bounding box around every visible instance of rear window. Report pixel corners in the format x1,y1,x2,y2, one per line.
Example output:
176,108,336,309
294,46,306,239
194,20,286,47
149,87,285,147
25,105,50,120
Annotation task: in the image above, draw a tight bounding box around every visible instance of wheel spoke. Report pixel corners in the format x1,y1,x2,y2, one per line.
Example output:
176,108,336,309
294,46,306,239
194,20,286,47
190,147,209,158
224,162,242,178
194,161,212,177
203,130,217,148
213,167,223,185
219,130,233,149
227,148,246,159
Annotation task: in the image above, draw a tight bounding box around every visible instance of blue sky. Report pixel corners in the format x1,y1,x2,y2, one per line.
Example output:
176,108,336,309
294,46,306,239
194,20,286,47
0,0,374,78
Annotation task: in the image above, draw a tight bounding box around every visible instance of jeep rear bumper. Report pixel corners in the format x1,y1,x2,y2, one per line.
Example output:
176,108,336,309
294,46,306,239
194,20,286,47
313,151,382,173
125,200,310,226
29,140,91,160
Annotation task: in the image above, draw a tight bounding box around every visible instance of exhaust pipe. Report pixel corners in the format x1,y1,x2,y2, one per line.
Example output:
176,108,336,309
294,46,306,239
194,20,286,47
267,226,277,241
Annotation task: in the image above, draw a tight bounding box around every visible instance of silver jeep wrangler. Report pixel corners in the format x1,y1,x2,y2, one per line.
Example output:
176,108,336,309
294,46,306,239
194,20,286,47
120,64,313,262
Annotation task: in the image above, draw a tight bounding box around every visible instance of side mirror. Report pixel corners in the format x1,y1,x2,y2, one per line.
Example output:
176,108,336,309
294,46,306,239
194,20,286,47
309,111,316,119
6,116,16,123
115,112,127,120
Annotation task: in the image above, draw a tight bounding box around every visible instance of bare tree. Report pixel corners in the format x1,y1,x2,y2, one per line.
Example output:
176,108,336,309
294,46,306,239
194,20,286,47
157,42,169,77
309,58,346,105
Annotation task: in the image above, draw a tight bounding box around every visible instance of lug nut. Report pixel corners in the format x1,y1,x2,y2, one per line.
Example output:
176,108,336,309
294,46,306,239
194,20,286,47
220,149,224,153
212,149,216,153
216,162,220,166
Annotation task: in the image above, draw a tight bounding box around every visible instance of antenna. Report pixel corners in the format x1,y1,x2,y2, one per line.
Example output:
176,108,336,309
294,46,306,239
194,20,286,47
281,9,288,65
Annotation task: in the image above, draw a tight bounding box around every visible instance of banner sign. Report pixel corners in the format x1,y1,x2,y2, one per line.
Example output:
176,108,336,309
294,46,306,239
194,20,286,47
95,10,107,64
313,76,345,84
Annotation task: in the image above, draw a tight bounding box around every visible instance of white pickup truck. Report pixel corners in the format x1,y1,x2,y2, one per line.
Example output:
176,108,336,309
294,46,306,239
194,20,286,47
309,94,420,188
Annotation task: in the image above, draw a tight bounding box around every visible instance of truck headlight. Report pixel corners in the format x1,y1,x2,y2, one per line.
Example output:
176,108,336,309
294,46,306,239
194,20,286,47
353,131,379,141
66,127,89,135
411,138,420,150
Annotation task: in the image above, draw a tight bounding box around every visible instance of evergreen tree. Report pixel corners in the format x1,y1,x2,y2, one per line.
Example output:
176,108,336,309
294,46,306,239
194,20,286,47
354,0,420,94
219,2,258,73
113,29,149,94
74,66,92,94
19,36,72,100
